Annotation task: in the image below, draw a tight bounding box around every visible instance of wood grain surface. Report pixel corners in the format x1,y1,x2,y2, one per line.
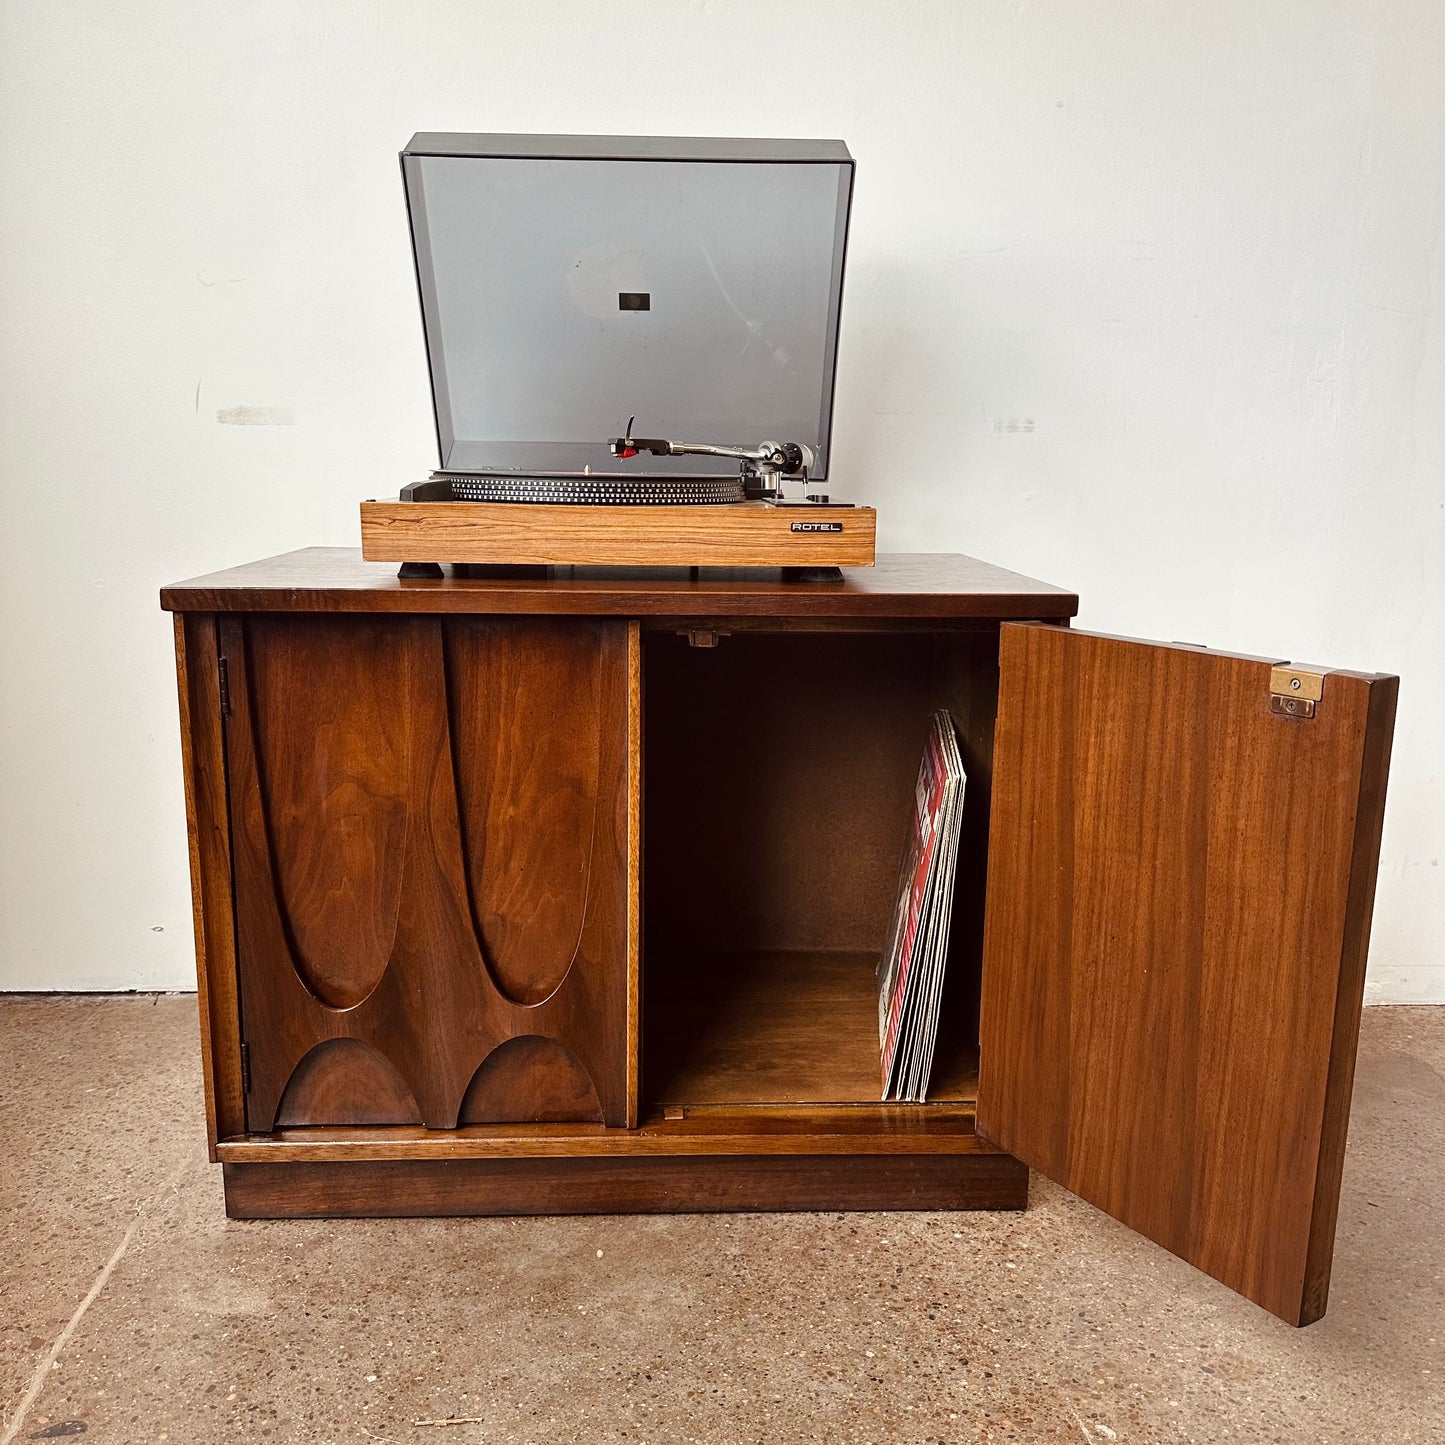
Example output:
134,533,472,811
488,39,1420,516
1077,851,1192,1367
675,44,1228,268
444,618,608,1004
456,1036,603,1125
930,631,1004,1051
173,614,246,1153
274,1038,423,1127
977,623,1397,1325
214,1103,988,1163
625,621,642,1124
222,1149,1028,1219
223,613,636,1132
360,499,877,568
645,950,979,1108
642,631,942,959
642,629,998,1110
160,548,1078,620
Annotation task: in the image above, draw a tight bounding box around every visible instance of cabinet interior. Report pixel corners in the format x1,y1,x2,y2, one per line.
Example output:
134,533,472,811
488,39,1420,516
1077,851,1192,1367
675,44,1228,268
641,626,999,1114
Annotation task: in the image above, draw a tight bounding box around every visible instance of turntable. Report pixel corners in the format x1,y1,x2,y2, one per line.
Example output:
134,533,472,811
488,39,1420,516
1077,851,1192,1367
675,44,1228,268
360,133,876,577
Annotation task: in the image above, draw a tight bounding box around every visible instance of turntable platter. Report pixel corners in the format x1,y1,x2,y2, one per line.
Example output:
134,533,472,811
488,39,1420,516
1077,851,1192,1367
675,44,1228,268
450,475,745,505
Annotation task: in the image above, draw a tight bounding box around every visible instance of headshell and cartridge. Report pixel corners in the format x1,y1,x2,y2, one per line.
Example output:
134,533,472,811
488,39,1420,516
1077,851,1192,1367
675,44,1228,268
609,417,815,501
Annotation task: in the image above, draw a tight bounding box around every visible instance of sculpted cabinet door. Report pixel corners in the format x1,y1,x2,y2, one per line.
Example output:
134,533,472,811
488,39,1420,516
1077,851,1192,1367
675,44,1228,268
221,613,638,1133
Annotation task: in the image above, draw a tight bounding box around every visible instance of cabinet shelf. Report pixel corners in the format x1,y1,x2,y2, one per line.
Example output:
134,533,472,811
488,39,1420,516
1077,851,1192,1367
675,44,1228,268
645,948,978,1110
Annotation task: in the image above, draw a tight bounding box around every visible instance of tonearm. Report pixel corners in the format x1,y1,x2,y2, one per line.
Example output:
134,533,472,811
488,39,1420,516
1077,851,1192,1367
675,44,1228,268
608,416,815,500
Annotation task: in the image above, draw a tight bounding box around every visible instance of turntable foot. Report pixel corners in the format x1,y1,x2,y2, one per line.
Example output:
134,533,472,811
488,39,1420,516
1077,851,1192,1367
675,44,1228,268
398,561,445,580
784,565,844,584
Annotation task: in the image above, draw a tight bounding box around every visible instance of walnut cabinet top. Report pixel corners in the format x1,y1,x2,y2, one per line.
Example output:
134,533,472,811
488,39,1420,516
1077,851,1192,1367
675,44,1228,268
160,548,1080,620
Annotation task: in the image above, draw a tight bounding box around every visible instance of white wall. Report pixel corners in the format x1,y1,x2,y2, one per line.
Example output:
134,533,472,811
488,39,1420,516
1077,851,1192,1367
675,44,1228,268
1,0,1441,998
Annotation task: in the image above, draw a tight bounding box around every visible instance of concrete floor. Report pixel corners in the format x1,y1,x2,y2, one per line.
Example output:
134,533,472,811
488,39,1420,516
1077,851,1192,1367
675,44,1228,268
0,1000,1441,1445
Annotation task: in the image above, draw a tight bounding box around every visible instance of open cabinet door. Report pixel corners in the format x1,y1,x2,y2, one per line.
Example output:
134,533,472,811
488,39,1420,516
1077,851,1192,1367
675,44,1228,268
976,623,1396,1325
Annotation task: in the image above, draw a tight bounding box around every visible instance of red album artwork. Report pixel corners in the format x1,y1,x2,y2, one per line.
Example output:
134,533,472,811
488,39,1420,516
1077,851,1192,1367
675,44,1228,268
877,710,966,1102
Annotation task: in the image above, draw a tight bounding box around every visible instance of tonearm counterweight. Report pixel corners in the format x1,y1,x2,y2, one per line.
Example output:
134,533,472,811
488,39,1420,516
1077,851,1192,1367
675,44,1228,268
609,417,816,501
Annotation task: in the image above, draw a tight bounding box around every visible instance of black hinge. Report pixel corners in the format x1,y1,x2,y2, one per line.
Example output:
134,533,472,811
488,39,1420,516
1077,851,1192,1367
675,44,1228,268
218,656,232,716
239,1041,252,1094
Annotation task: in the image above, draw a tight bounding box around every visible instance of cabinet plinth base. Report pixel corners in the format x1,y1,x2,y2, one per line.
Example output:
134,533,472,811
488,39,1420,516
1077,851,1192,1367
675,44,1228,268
222,1152,1029,1219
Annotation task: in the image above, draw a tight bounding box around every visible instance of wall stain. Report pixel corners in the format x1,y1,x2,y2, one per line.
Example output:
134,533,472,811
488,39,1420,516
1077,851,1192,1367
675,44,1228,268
216,405,295,427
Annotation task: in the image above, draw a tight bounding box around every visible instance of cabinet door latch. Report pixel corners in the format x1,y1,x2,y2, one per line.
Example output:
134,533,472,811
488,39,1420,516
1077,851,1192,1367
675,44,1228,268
1270,665,1325,720
681,628,728,649
218,656,232,716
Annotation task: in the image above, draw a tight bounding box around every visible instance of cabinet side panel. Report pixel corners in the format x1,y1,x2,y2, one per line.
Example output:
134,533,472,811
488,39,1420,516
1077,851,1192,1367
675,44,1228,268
174,613,244,1152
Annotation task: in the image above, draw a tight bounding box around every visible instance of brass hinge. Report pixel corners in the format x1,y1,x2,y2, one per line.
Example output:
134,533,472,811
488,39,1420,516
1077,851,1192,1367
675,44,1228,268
218,656,232,716
239,1041,252,1094
1270,665,1325,720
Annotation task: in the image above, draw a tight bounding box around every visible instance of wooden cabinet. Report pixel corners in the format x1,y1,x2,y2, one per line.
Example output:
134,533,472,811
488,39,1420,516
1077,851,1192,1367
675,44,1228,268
163,549,1396,1326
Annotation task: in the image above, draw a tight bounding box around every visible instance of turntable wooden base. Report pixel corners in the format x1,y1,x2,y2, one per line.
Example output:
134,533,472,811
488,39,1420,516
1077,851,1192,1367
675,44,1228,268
359,499,877,569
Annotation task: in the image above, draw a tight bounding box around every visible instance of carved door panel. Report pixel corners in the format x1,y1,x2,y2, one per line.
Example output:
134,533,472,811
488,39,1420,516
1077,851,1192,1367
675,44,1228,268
221,613,637,1132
